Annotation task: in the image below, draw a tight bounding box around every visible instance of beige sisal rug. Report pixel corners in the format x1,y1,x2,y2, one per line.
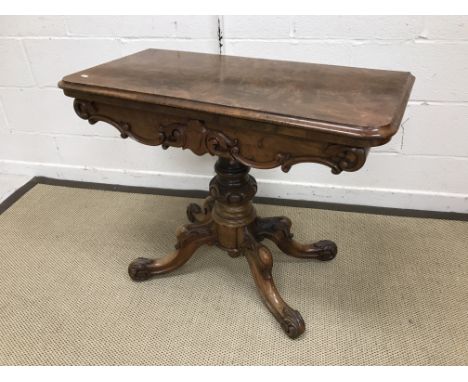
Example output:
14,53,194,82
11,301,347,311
0,183,467,365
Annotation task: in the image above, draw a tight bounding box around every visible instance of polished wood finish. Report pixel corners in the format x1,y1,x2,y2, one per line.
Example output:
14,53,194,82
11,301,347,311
59,49,414,339
128,157,333,338
252,217,337,261
61,49,414,145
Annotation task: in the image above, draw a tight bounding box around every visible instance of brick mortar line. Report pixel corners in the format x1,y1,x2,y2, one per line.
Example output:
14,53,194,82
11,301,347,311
0,36,219,41
223,38,468,44
0,97,13,134
0,100,11,133
1,36,468,44
19,39,37,87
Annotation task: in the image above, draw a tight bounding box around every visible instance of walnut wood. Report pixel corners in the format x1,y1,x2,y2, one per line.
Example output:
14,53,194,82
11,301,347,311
252,216,338,261
70,98,370,174
59,49,414,339
128,221,216,281
126,158,335,338
242,229,305,339
187,196,215,224
60,49,414,145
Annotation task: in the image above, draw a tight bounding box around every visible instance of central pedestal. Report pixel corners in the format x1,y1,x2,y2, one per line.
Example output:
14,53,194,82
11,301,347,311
128,157,337,339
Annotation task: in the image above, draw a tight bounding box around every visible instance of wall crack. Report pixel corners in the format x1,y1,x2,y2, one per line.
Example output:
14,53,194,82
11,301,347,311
217,16,224,54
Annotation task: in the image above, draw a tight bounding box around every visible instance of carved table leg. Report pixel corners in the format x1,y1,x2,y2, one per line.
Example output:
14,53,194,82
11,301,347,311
128,221,216,281
242,229,305,339
127,158,337,339
187,196,215,223
252,216,337,261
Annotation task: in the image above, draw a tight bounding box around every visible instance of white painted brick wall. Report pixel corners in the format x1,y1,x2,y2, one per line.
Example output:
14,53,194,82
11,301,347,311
23,38,123,87
0,16,67,37
223,16,294,38
292,16,426,40
121,39,219,56
65,16,218,39
349,41,468,101
225,40,353,66
0,100,9,132
0,15,467,212
0,88,116,137
402,104,468,157
422,16,468,40
0,39,35,86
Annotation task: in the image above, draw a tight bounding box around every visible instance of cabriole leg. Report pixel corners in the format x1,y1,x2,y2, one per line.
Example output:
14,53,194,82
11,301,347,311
252,216,337,261
242,230,305,339
128,221,216,281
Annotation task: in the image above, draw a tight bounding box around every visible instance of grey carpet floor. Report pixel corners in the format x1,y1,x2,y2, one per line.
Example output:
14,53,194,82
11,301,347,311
0,184,467,365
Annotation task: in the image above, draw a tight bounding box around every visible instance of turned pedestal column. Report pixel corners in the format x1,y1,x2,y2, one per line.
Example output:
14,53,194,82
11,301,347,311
128,158,337,338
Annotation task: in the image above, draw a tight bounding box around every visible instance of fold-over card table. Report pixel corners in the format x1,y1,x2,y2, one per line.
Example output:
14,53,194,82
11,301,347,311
59,49,414,339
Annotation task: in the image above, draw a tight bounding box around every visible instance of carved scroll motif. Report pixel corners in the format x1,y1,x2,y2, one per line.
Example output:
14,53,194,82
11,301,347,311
73,99,367,174
73,99,133,140
277,145,368,174
158,121,367,173
158,120,240,157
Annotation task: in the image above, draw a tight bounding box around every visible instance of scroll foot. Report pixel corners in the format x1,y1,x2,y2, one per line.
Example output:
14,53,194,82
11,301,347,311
128,221,215,281
242,230,305,339
280,306,306,339
128,257,155,281
310,240,338,261
252,216,337,261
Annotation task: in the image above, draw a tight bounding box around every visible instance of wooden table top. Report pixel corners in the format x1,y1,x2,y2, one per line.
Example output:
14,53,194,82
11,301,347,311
59,49,414,142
